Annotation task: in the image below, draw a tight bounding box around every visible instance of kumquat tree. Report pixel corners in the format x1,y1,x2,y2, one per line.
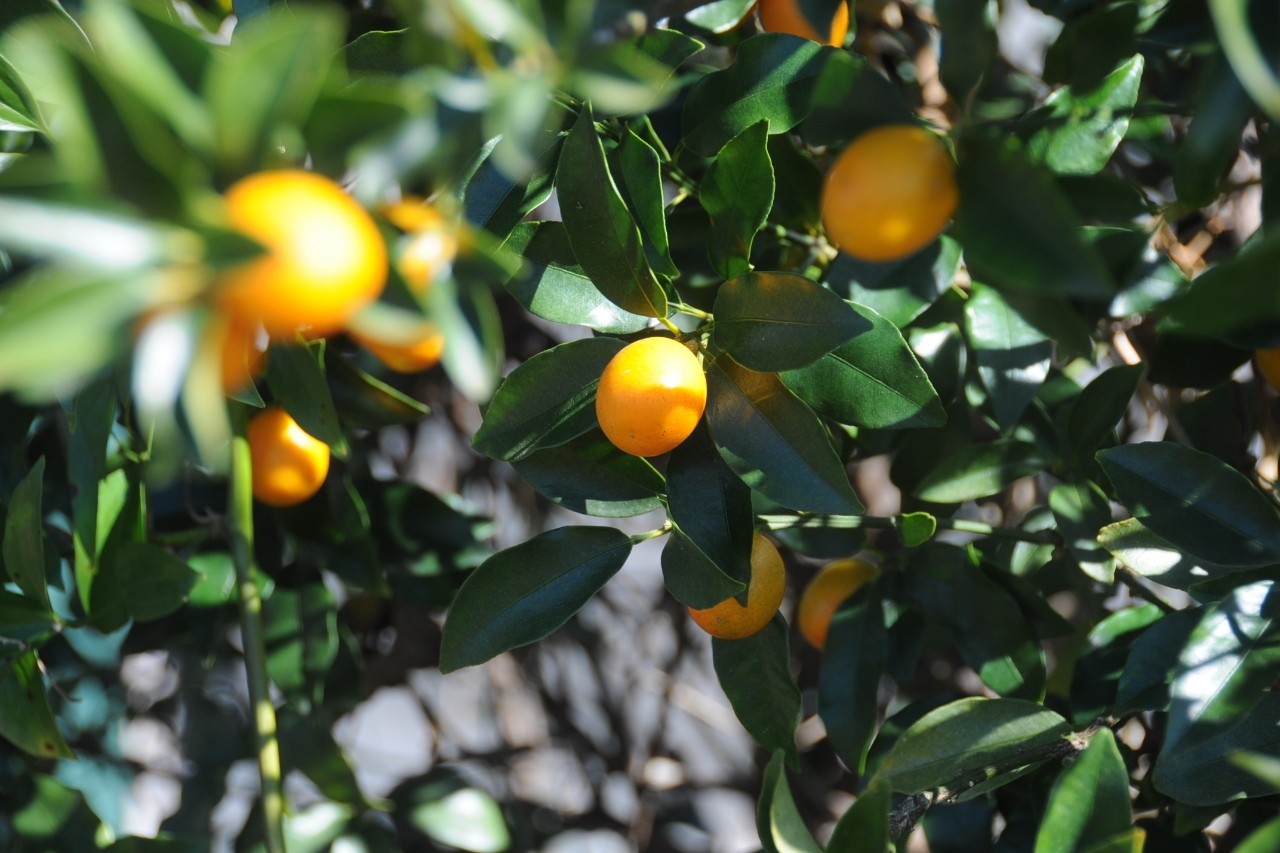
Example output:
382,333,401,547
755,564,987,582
2,0,1280,850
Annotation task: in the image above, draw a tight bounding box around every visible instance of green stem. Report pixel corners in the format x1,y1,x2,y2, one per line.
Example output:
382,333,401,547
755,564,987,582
758,513,1059,545
1208,0,1280,120
673,302,713,322
629,521,672,545
636,114,672,162
228,412,287,853
1115,564,1176,614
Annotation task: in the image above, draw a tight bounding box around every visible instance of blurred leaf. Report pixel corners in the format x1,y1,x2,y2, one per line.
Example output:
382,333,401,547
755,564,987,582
953,137,1113,299
185,552,241,608
344,29,414,76
914,440,1049,503
870,697,1071,795
616,128,680,279
827,778,891,853
3,457,48,609
556,105,667,318
1049,482,1116,583
327,354,431,430
829,236,961,328
1114,607,1202,715
712,272,865,371
706,355,864,514
1066,364,1142,463
819,585,886,774
90,542,196,631
755,750,823,853
663,422,752,606
425,271,504,403
1174,56,1254,208
0,590,56,642
0,197,195,270
0,650,74,759
1098,518,1246,591
1026,55,1144,175
498,222,650,334
1158,231,1280,348
1236,817,1280,853
279,714,363,805
634,28,705,71
701,120,774,279
1097,442,1280,567
512,430,665,518
936,0,997,100
472,337,625,462
683,34,832,156
440,526,631,672
683,0,756,33
965,283,1052,431
797,50,915,148
460,133,561,240
1035,729,1133,853
714,618,802,764
263,583,339,698
266,341,350,458
782,301,944,429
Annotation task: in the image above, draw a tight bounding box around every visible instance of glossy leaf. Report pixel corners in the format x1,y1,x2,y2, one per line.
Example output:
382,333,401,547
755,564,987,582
512,431,665,518
1114,608,1202,715
913,440,1049,503
3,457,49,609
440,526,631,672
1034,729,1133,853
1097,518,1243,591
461,134,561,240
1066,364,1143,462
1158,231,1280,348
870,697,1071,795
0,590,57,642
819,586,887,774
661,525,745,609
1026,55,1144,175
472,337,625,462
499,222,650,334
266,341,349,457
965,283,1051,431
1049,482,1116,583
1097,442,1280,567
0,651,74,759
90,542,196,631
755,750,823,853
827,778,891,853
701,121,774,279
830,236,962,328
1154,693,1280,806
617,128,679,279
714,618,802,765
712,272,865,372
556,105,667,318
706,355,863,514
781,301,944,429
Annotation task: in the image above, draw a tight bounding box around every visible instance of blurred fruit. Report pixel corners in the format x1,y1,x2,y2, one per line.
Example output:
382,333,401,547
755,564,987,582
350,323,445,373
381,199,458,294
759,0,849,46
247,406,330,507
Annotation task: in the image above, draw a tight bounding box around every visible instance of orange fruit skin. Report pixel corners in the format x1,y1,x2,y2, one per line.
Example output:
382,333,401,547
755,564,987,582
759,0,849,46
350,324,445,374
218,170,388,339
821,125,959,263
382,200,457,295
1257,349,1280,390
796,558,878,649
689,533,787,640
595,337,707,457
247,406,331,507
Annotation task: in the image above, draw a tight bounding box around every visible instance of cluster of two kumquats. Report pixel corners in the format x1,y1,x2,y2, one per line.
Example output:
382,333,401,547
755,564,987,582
212,171,457,508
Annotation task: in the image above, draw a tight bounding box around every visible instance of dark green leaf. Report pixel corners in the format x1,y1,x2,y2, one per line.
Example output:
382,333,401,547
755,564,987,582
498,222,650,334
870,697,1071,795
1174,56,1255,209
472,337,625,462
328,354,431,430
280,714,363,806
936,0,997,100
706,355,863,514
1158,231,1280,348
827,778,890,853
661,525,745,609
829,236,961,328
953,137,1113,299
798,50,915,148
781,302,944,429
913,440,1049,503
392,769,509,853
965,283,1051,431
712,272,865,371
1049,482,1117,583
1113,608,1202,715
714,618,802,764
617,128,680,279
3,457,48,609
556,105,667,318
1026,55,1144,175
701,121,774,279
755,750,823,853
1034,729,1133,853
819,586,887,774
344,29,414,76
263,584,339,697
90,542,196,630
1097,442,1280,568
1154,693,1280,806
461,134,561,241
440,526,631,671
0,651,74,759
1097,518,1245,591
266,341,349,457
1066,364,1143,462
512,430,665,518
0,590,56,642
634,28,705,72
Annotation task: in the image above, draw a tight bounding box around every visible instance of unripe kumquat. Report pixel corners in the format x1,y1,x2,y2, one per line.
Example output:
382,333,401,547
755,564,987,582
796,557,878,649
217,170,388,339
821,125,958,263
247,406,331,507
759,0,849,47
595,337,707,457
689,533,787,640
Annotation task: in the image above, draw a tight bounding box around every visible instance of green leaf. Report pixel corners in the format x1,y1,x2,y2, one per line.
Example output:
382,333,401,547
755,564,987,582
663,422,753,605
617,128,680,279
393,770,510,852
683,0,756,33
965,283,1051,431
472,337,625,462
0,198,193,271
1158,231,1280,348
1049,482,1117,583
266,341,349,458
90,542,196,631
1237,816,1280,853
1113,608,1202,715
425,270,504,403
1097,442,1280,568
1066,364,1143,463
344,29,414,76
556,105,667,318
714,618,802,764
712,272,866,372
0,590,57,642
1026,55,1144,175
279,714,363,806
781,302,944,429
1097,518,1245,591
263,584,339,697
870,697,1071,795
682,34,832,156
701,121,775,279
819,586,887,774
440,526,631,672
1154,693,1280,806
913,440,1049,503
328,354,431,429
797,50,916,148
1173,56,1255,209
511,431,665,518
461,134,561,241
935,0,997,100
498,222,650,334
829,236,961,328
900,512,937,548
953,137,1113,299
1035,729,1133,853
706,355,863,514
635,28,706,72
3,457,49,609
0,651,74,759
755,750,823,853
827,778,890,853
